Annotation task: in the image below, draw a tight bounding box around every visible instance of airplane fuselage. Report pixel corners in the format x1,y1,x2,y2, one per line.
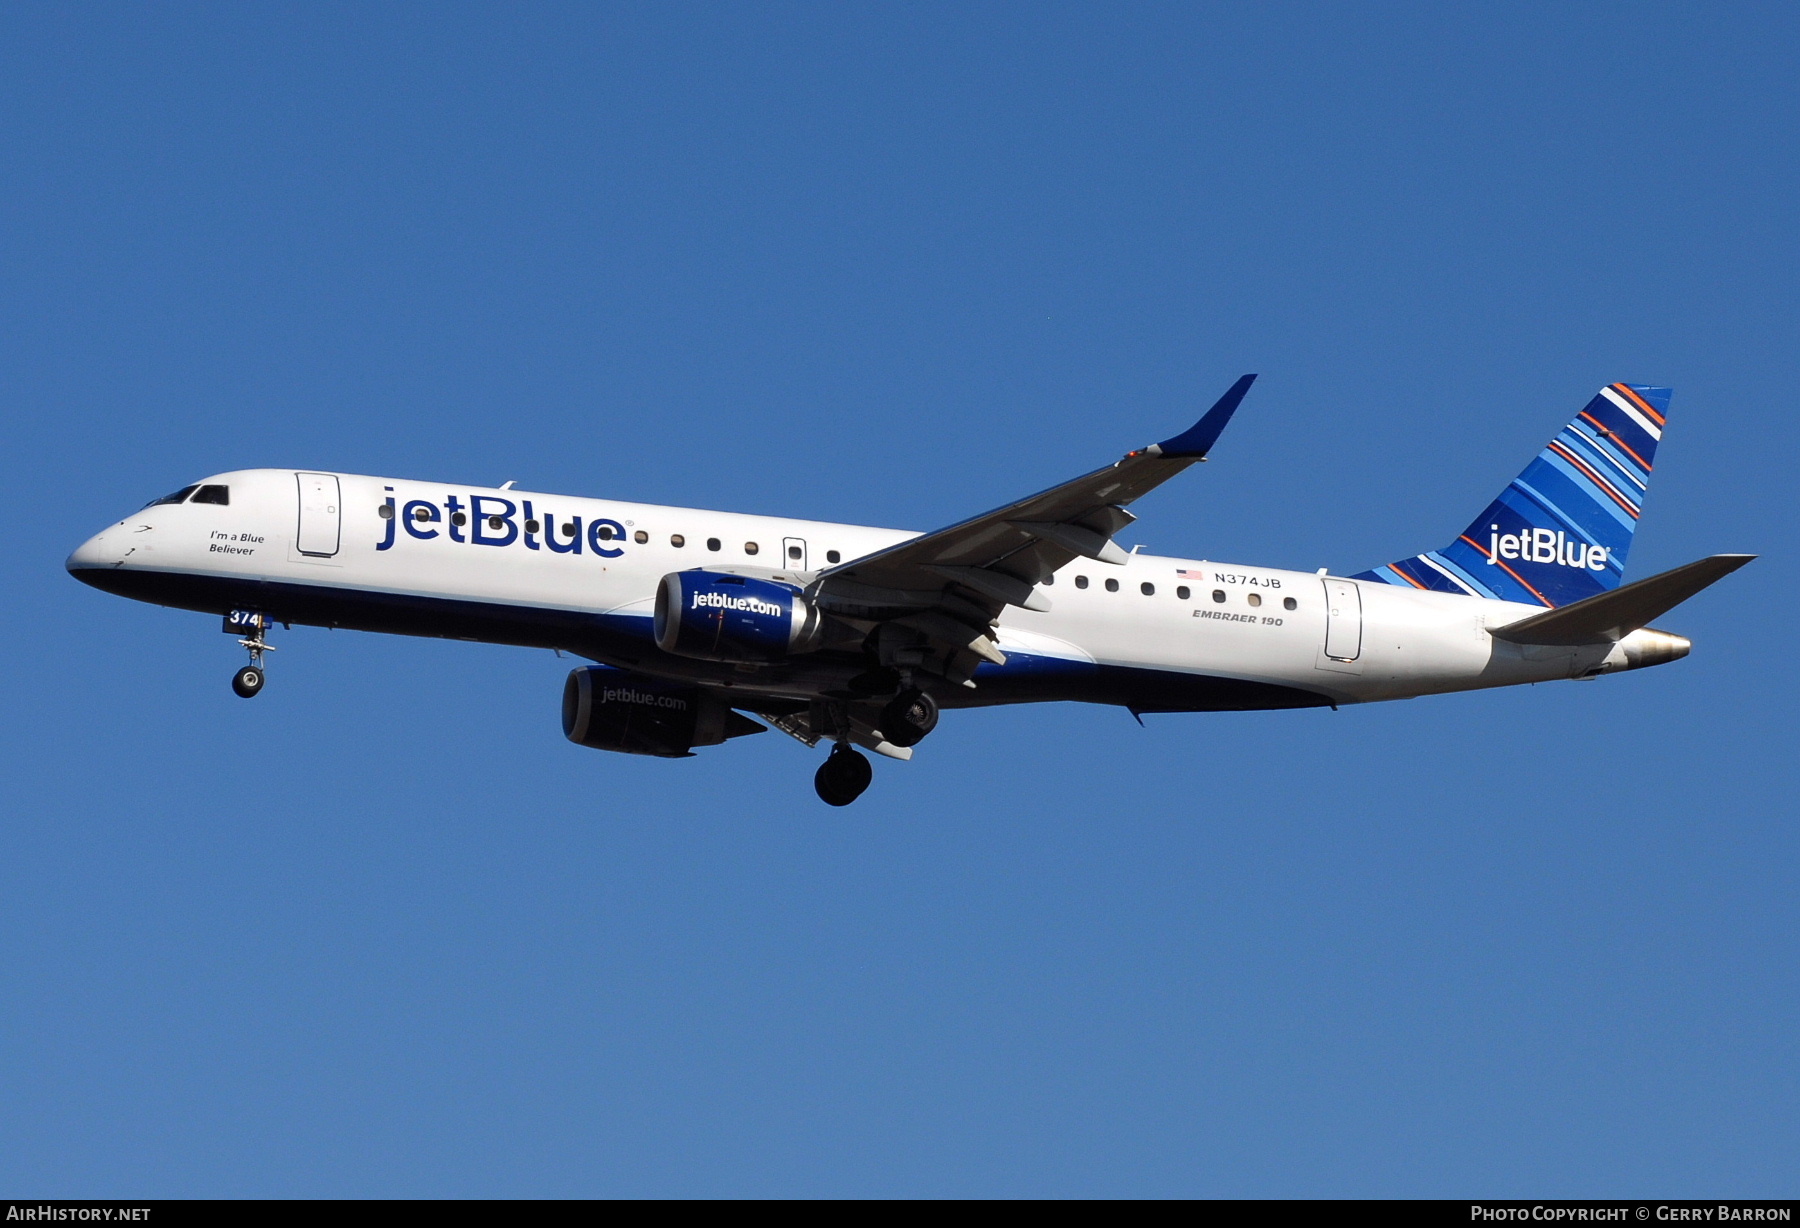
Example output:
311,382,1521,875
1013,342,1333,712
67,467,1675,715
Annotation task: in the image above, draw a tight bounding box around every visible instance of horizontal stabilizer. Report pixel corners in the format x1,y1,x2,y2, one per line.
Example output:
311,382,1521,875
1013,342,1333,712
1489,554,1754,645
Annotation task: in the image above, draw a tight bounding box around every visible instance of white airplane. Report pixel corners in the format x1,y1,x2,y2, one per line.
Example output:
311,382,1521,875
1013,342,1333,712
68,377,1750,805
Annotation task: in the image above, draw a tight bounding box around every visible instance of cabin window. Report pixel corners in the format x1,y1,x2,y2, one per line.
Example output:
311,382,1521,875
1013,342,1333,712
596,524,616,540
1043,574,1054,585
1105,578,1120,592
1283,596,1297,611
488,516,505,530
671,534,685,547
1176,585,1190,600
451,511,467,527
826,549,841,564
147,485,198,507
1074,575,1089,589
1141,582,1155,596
415,507,433,522
744,541,760,555
1212,589,1226,603
707,538,721,551
525,519,540,533
1247,592,1262,607
378,504,394,519
191,485,230,506
634,530,649,544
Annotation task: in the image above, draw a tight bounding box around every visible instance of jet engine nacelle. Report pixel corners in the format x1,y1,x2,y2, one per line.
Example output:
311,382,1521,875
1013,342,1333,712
561,667,764,758
654,570,823,663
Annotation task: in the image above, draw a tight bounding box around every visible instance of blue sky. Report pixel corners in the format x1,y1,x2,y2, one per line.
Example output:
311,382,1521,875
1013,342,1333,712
3,2,1795,1197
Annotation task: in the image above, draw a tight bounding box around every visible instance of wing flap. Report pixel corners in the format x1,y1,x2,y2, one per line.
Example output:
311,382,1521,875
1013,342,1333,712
1010,520,1131,565
921,566,1051,611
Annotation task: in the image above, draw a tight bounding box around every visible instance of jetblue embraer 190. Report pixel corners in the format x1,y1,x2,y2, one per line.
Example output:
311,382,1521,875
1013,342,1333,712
68,378,1751,805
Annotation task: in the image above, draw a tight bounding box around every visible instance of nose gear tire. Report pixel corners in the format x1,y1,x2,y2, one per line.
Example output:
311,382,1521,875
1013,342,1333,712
232,666,264,698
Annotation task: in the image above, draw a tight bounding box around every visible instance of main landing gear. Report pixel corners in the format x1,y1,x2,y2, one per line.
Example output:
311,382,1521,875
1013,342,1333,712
809,686,940,805
880,688,938,748
814,743,873,807
229,611,275,699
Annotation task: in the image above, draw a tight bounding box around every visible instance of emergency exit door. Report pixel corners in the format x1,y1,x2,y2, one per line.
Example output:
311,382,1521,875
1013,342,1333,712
296,472,341,557
1321,577,1362,662
783,537,808,570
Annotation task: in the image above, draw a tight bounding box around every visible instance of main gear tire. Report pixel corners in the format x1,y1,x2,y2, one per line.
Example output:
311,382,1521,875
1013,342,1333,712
880,689,939,748
814,745,873,806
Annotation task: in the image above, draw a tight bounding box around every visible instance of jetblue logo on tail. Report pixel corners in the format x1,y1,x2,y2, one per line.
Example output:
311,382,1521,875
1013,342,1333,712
1354,383,1669,607
1488,526,1608,572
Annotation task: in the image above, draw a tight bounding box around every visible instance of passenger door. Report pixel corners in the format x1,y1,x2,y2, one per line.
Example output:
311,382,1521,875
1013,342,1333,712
296,472,341,557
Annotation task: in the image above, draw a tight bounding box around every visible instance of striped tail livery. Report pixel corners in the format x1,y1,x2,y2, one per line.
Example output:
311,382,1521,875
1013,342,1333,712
1354,383,1669,607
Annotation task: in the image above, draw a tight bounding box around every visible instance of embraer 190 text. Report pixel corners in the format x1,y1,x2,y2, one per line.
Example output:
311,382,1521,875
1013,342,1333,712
68,377,1751,805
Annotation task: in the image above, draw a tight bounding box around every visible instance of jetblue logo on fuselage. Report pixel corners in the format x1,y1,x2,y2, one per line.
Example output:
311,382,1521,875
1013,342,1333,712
691,591,782,616
1487,525,1608,571
374,491,626,559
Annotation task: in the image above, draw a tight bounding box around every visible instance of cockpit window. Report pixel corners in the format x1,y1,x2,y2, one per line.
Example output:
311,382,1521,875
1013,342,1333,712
190,485,230,505
146,485,198,507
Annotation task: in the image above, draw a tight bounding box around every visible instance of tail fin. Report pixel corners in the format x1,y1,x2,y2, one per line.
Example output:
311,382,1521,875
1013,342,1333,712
1354,383,1670,607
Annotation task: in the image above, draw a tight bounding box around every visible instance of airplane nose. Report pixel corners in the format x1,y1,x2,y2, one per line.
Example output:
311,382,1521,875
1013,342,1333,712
66,528,119,573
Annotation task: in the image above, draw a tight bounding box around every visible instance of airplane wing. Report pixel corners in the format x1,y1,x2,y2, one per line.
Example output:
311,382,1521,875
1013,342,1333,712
808,374,1257,688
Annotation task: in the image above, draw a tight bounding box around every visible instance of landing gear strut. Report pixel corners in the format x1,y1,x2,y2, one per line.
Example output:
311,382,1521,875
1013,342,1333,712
229,611,274,698
814,743,873,807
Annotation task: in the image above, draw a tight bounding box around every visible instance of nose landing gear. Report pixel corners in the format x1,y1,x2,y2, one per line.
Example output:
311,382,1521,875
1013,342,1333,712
814,743,873,807
226,610,275,698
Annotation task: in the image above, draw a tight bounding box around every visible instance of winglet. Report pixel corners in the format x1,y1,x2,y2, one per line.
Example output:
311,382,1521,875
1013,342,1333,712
1152,374,1258,458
